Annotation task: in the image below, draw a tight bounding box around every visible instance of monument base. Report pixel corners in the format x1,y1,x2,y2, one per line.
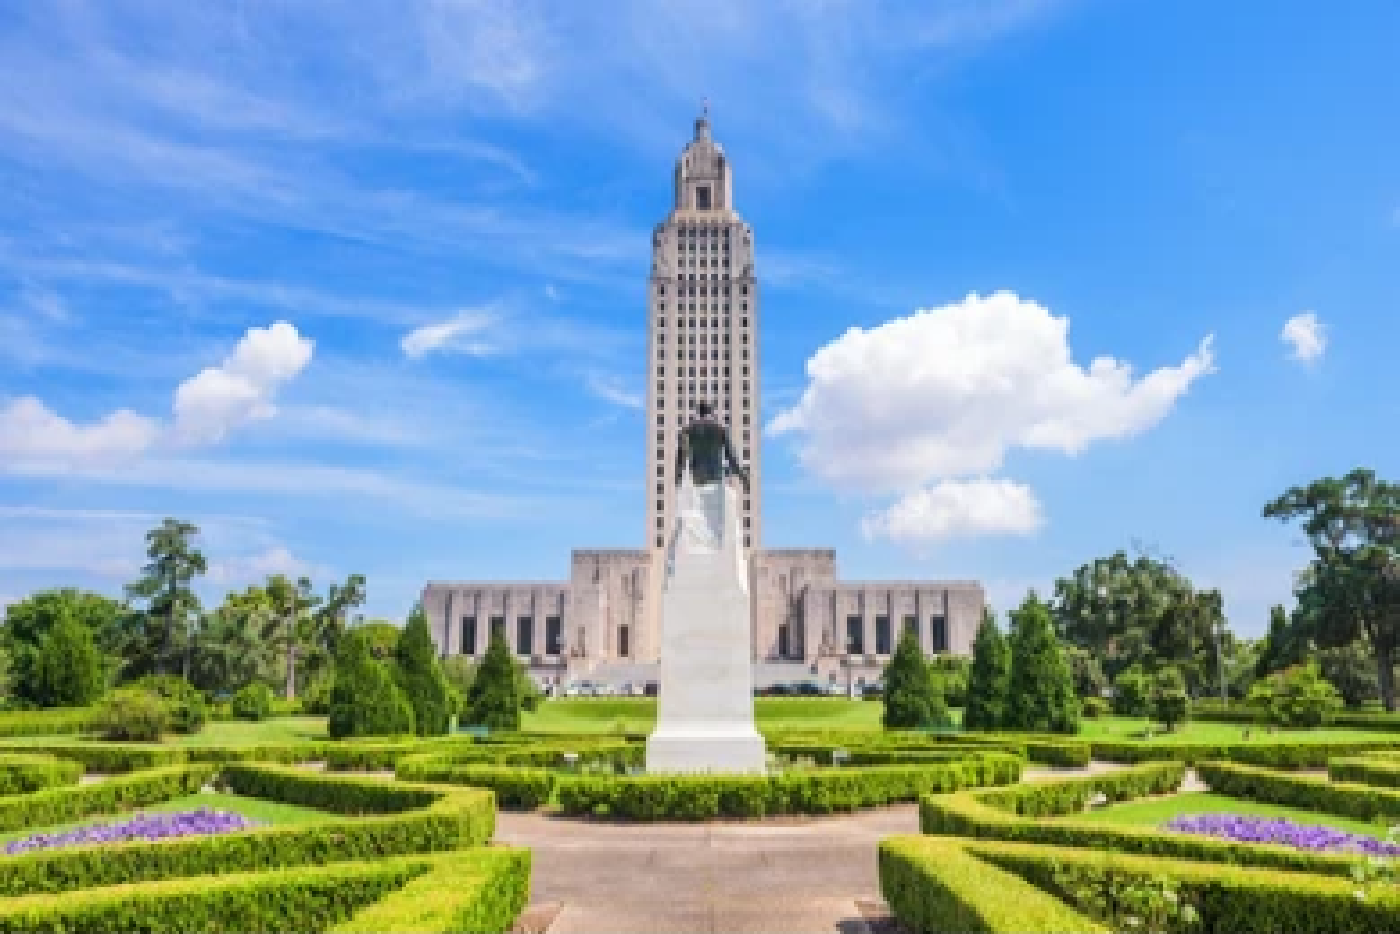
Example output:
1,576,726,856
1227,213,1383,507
645,729,767,775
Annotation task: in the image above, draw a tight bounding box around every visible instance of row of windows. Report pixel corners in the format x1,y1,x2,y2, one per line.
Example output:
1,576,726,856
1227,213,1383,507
660,302,749,314
676,257,730,270
656,316,750,329
656,332,741,345
655,427,750,442
657,348,751,362
675,224,731,238
654,365,750,380
658,380,752,393
677,238,729,252
656,411,751,426
456,615,564,658
656,283,749,297
656,534,751,549
843,615,949,656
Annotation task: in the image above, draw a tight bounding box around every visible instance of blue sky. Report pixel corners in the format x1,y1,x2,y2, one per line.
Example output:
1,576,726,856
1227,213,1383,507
1,1,1397,636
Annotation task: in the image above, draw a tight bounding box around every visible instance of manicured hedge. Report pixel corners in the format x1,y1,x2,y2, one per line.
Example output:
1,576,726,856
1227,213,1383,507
1197,760,1400,824
1090,738,1400,768
0,856,421,934
0,764,213,834
965,837,1400,933
975,761,1185,818
771,743,1018,766
0,755,82,796
396,760,555,810
1328,755,1400,789
0,765,497,897
556,753,1021,820
1194,702,1400,734
918,762,1365,877
0,708,93,737
879,836,1106,934
330,847,531,934
184,743,329,765
0,743,187,772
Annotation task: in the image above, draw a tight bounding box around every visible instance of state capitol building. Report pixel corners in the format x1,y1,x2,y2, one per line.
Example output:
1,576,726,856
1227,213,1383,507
423,111,984,693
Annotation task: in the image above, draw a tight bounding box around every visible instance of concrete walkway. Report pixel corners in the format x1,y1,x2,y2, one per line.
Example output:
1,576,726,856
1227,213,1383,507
495,806,917,934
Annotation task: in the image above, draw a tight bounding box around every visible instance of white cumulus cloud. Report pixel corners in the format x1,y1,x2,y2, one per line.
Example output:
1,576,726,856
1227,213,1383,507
1281,311,1325,364
0,397,160,472
401,309,498,359
768,291,1216,494
207,545,324,584
860,478,1044,545
173,321,313,443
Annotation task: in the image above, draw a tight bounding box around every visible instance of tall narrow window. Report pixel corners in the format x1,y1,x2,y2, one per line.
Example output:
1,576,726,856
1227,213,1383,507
460,616,477,656
875,615,892,655
545,616,563,656
696,185,712,210
516,616,533,656
846,616,864,655
930,615,948,653
618,625,631,658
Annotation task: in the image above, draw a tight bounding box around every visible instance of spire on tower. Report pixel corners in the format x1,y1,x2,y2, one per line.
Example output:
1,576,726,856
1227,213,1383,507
695,98,711,141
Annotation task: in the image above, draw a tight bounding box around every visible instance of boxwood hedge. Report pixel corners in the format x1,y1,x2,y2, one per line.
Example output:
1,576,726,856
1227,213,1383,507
0,754,82,796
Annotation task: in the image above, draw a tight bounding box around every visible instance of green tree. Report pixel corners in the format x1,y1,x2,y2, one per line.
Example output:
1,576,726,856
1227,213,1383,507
928,655,971,708
1006,593,1080,734
882,630,942,728
394,603,452,736
1112,665,1152,717
31,611,105,708
1255,604,1306,678
1065,645,1108,699
1263,469,1400,710
125,519,207,677
1149,666,1190,731
354,621,403,659
1316,639,1380,708
1249,662,1344,727
327,629,415,739
463,632,522,731
2,589,121,704
262,575,321,701
963,609,1011,731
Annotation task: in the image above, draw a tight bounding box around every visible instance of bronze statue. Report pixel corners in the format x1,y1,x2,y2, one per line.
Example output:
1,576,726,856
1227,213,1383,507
675,401,749,492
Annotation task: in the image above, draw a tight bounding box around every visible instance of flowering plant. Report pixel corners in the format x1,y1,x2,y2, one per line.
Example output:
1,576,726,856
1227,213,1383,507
3,808,262,856
1163,812,1400,856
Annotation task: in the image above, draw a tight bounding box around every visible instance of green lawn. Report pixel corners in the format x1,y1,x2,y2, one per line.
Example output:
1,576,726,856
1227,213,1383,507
0,791,335,843
1062,791,1391,838
1075,716,1400,745
522,697,886,734
0,717,330,747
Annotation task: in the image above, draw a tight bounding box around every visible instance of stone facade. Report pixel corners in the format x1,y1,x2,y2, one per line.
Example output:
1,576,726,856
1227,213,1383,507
421,111,984,691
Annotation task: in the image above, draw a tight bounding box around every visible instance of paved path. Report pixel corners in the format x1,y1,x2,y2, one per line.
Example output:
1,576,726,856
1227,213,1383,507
495,806,918,934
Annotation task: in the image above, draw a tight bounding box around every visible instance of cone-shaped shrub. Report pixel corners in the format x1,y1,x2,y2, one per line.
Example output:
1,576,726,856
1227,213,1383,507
394,605,452,736
329,629,415,739
964,609,1011,731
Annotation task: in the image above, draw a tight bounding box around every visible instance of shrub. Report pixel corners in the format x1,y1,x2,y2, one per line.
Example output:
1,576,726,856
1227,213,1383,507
0,708,93,737
878,836,1106,934
463,634,522,731
1112,666,1151,718
1249,663,1343,728
555,753,1022,820
329,848,531,934
230,682,275,721
1329,756,1400,789
0,764,212,834
1005,594,1079,734
299,669,334,716
329,630,416,740
395,762,555,810
964,611,1010,731
883,630,945,729
30,611,105,709
1197,760,1400,824
1149,666,1190,731
135,675,207,734
928,656,971,708
394,607,452,736
0,754,83,795
93,687,170,741
1081,696,1109,719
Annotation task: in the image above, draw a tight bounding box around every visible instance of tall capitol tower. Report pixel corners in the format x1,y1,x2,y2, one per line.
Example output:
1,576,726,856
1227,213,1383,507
423,109,985,696
646,106,761,558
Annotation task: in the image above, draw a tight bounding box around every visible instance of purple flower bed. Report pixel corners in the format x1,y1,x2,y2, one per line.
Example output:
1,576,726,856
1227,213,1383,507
1163,812,1400,856
3,809,263,856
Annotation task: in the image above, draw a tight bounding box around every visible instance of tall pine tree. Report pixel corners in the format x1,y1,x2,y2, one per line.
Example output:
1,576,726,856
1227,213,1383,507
882,629,944,728
394,604,452,736
464,632,523,731
964,608,1010,731
1006,593,1080,734
328,629,415,739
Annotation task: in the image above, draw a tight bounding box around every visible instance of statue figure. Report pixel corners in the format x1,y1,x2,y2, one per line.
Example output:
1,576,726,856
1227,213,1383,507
674,401,749,491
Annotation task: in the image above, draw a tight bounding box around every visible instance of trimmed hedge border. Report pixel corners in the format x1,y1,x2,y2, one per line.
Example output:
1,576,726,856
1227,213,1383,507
963,836,1400,933
0,764,213,835
0,848,530,934
0,765,497,897
0,709,92,738
396,760,555,810
329,847,531,934
1198,760,1400,824
1089,738,1400,768
878,836,1106,933
0,755,82,796
555,753,1022,820
918,761,1366,877
1328,755,1400,789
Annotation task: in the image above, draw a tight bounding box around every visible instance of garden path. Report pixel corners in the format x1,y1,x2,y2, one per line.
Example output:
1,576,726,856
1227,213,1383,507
494,805,916,934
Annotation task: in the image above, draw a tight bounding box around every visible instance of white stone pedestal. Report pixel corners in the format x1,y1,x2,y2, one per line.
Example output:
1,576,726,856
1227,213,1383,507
646,476,766,774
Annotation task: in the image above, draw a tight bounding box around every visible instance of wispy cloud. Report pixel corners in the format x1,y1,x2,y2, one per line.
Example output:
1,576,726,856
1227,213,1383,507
583,372,644,410
401,308,501,359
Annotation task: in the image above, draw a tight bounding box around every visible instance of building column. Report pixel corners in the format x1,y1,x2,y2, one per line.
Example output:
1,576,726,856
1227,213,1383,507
531,597,543,661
